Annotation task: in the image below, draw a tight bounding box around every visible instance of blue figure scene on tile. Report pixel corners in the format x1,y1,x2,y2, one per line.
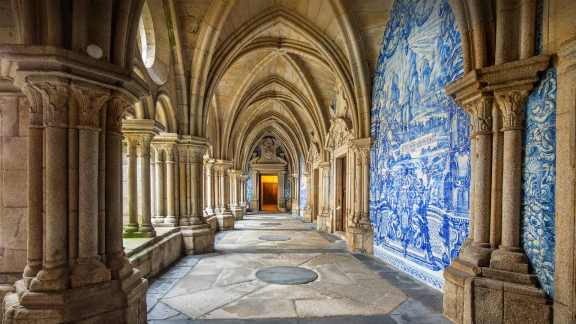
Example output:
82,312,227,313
369,0,470,289
522,67,557,297
299,157,308,214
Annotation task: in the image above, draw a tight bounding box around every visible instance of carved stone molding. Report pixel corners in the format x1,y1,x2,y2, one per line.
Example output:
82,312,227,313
108,96,133,133
325,117,354,151
29,81,70,128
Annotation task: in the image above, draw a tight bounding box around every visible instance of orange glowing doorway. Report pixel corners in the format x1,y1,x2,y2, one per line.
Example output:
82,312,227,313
260,175,278,212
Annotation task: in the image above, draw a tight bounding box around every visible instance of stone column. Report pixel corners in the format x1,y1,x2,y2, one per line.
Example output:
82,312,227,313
291,173,299,216
153,146,166,224
22,88,43,278
181,142,214,255
70,85,111,287
250,170,260,211
123,136,139,236
347,139,374,254
215,161,234,230
317,162,331,232
490,90,530,271
460,96,494,266
229,170,244,220
165,145,177,226
278,171,286,212
138,135,155,236
28,81,69,292
178,146,190,226
204,159,215,216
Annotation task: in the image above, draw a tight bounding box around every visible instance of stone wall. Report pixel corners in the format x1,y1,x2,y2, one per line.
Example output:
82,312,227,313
369,0,469,289
128,229,183,279
0,96,27,283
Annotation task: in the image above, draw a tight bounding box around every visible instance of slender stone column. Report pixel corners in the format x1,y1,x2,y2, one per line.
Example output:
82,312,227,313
70,85,111,287
291,173,299,216
491,90,531,272
22,88,43,278
251,170,259,211
303,172,312,222
153,146,166,224
178,146,190,225
204,160,215,216
138,135,155,236
186,149,192,224
460,96,494,266
278,171,286,211
28,81,69,292
165,145,177,226
215,161,234,230
188,146,206,224
123,136,139,235
317,162,331,232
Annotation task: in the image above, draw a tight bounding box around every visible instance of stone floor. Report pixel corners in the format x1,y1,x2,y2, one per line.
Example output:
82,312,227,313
147,213,450,324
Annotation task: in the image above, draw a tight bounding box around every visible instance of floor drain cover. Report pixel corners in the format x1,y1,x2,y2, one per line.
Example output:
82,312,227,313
256,266,318,285
260,222,282,226
259,235,291,241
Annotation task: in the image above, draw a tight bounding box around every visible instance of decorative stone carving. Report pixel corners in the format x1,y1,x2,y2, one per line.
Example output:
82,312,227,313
71,84,110,129
325,117,354,150
31,81,69,127
497,90,530,130
466,96,494,136
108,96,132,133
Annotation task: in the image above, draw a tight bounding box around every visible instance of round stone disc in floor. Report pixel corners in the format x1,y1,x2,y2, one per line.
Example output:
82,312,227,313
258,235,291,241
255,266,318,285
260,222,282,226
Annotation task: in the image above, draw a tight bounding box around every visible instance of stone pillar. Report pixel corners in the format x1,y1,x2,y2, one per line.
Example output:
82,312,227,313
181,141,215,255
490,90,530,270
138,135,155,237
23,89,43,279
165,145,177,226
2,80,146,323
204,159,215,216
230,170,245,220
250,170,260,211
215,161,234,230
291,173,299,217
277,171,287,212
123,136,139,236
555,38,576,324
347,139,374,254
460,96,494,266
317,162,331,232
153,146,166,224
178,146,190,226
70,85,111,287
442,55,552,324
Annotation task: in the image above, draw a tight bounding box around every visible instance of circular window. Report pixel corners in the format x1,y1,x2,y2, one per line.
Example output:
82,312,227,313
137,2,155,68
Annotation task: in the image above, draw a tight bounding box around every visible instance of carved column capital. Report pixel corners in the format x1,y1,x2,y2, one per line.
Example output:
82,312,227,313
496,90,530,131
28,80,70,128
21,85,44,127
108,95,133,133
71,84,110,129
466,95,494,136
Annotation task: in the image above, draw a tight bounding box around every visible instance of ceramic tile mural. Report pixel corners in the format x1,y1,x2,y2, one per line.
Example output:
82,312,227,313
299,157,307,213
246,170,253,203
369,0,469,289
522,67,556,297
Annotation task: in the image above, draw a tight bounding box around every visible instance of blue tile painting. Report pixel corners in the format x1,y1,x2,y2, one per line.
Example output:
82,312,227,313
369,0,469,289
247,170,253,204
299,157,307,214
522,67,556,297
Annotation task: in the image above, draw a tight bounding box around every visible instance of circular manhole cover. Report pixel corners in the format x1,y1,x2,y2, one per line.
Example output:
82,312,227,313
259,235,291,242
255,266,318,285
260,222,282,226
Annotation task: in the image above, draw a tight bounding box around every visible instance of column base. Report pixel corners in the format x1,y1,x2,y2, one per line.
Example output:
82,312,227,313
164,216,178,227
303,208,312,222
443,258,552,324
291,208,299,217
181,224,215,255
231,207,245,220
346,225,373,255
70,258,111,288
179,217,191,226
3,274,147,324
460,243,493,267
216,211,235,230
316,211,330,232
490,248,530,273
123,224,139,236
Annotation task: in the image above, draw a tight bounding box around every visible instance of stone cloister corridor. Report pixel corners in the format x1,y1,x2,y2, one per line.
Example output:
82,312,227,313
146,213,445,323
1,0,576,323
